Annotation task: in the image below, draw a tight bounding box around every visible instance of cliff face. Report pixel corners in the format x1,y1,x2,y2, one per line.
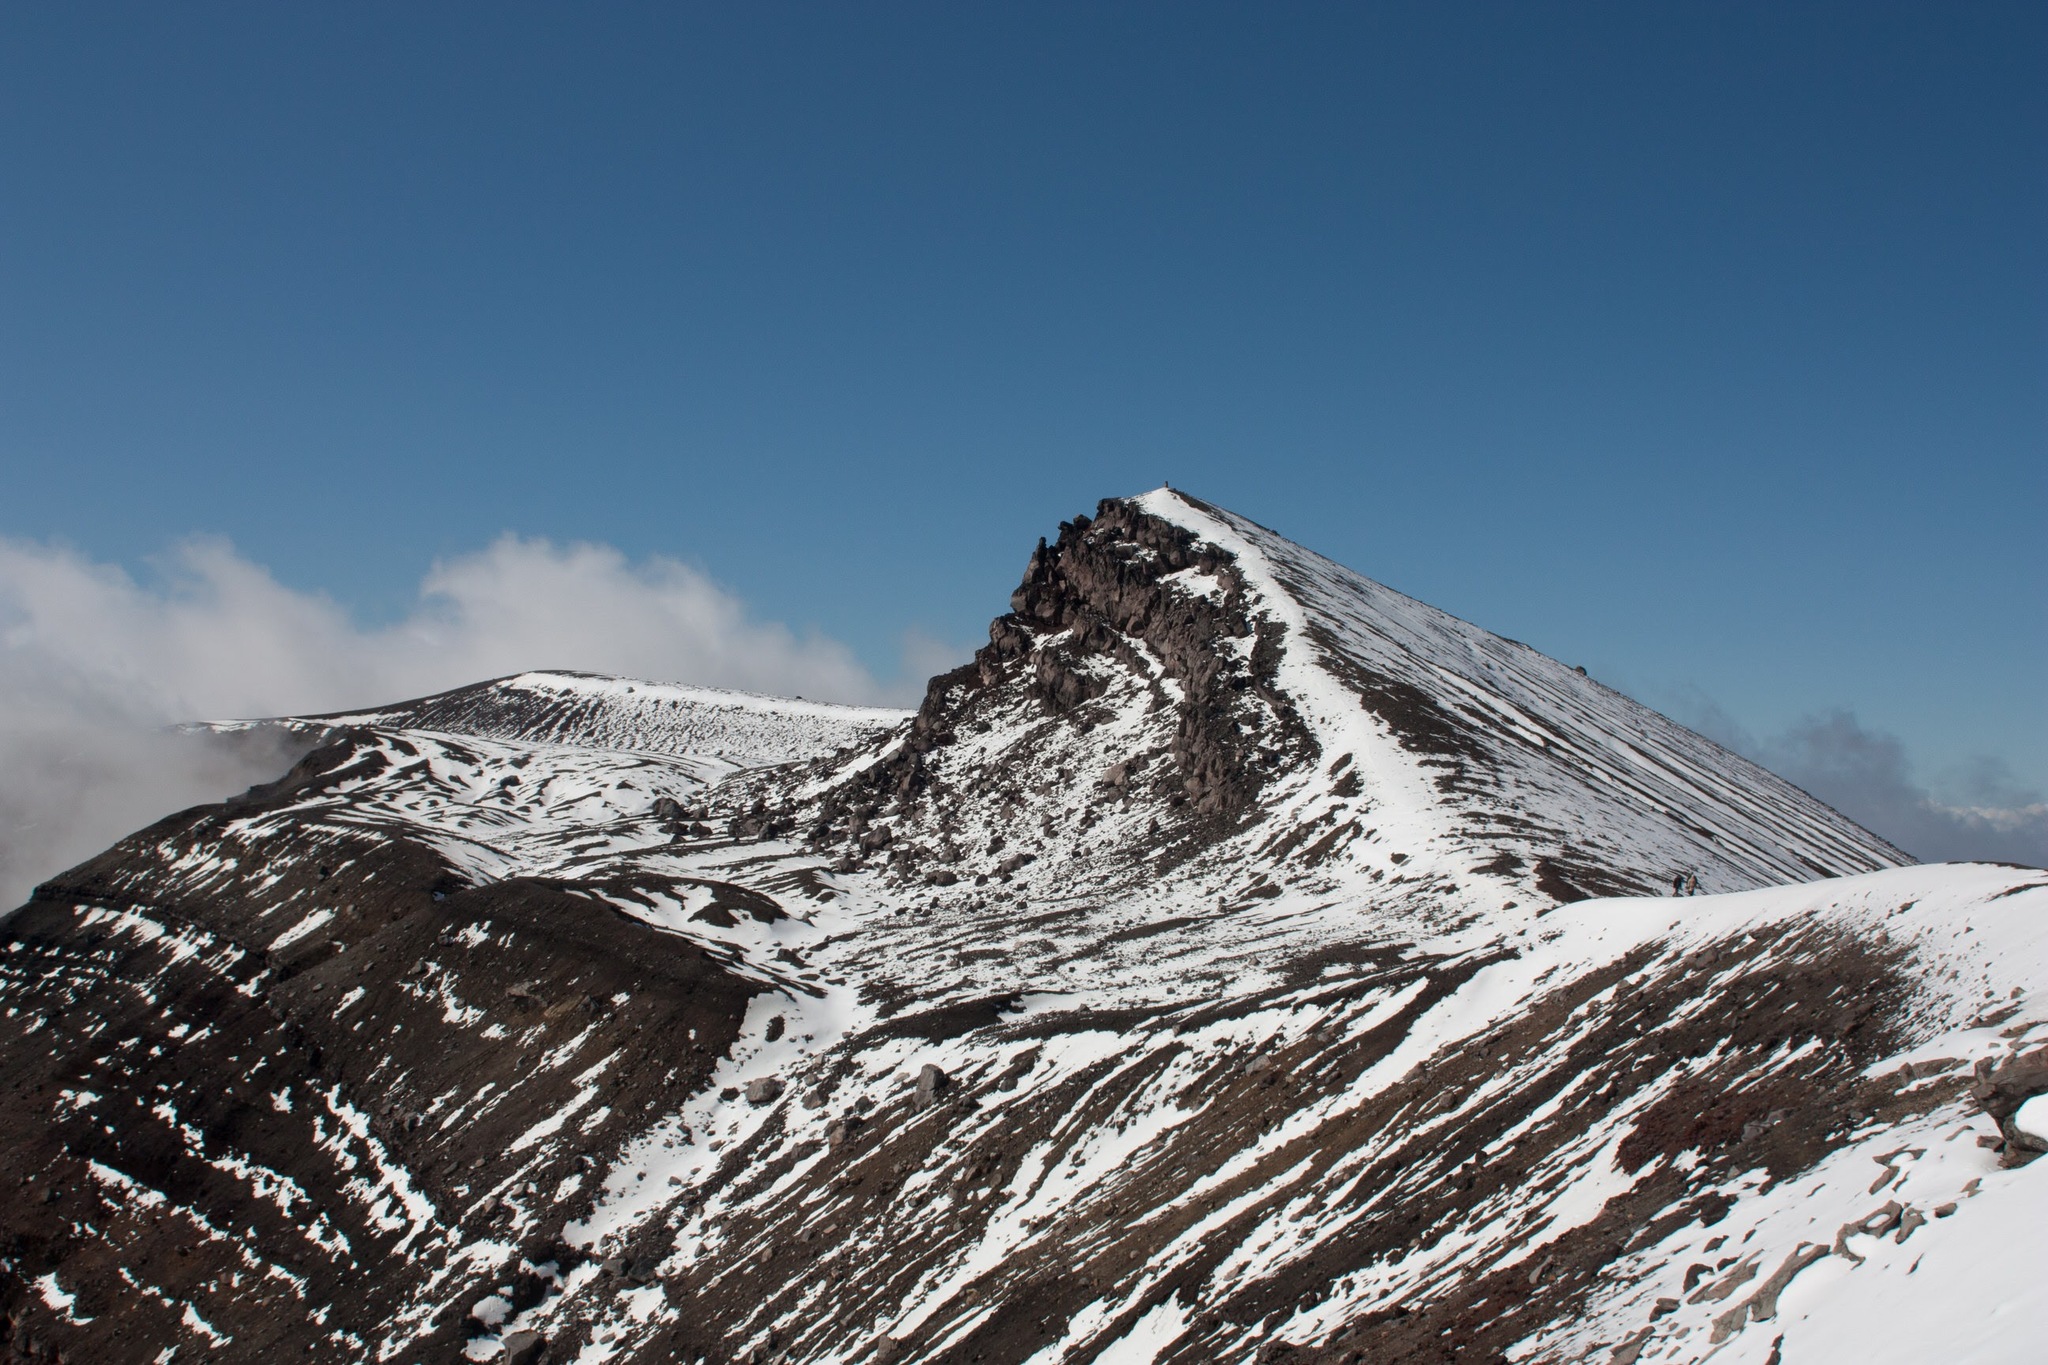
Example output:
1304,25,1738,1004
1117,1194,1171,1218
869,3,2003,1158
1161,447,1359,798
2,491,2039,1365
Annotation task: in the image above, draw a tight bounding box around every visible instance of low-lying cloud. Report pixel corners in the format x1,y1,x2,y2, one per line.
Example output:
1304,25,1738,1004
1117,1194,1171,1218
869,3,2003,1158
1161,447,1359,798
1684,702,2047,868
0,534,937,911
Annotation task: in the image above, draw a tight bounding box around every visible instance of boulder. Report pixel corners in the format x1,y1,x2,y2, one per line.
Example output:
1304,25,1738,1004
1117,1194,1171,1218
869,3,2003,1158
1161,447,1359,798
1977,1048,2048,1160
1973,1046,2048,1113
745,1077,785,1106
915,1063,950,1108
501,1331,547,1365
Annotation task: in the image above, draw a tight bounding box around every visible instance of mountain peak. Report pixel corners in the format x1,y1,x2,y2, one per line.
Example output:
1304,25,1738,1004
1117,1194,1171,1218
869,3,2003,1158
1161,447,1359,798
816,490,1905,921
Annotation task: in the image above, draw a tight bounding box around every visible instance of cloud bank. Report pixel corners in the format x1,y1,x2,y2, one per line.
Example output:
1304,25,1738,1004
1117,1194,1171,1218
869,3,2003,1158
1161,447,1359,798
0,535,931,911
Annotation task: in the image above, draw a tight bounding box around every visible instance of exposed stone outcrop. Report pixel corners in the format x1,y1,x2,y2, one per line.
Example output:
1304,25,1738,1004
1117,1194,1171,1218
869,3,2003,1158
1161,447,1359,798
807,498,1317,876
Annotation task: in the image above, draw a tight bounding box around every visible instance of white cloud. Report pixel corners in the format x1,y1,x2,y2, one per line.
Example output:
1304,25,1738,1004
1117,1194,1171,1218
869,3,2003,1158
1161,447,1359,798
0,534,947,912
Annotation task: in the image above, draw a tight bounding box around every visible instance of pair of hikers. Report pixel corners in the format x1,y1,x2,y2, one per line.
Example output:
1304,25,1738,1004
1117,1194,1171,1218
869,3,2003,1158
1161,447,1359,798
1672,871,1700,896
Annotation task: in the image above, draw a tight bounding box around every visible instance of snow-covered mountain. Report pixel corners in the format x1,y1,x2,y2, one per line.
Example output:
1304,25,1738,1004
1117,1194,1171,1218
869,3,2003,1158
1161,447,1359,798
2,491,2039,1365
290,670,908,769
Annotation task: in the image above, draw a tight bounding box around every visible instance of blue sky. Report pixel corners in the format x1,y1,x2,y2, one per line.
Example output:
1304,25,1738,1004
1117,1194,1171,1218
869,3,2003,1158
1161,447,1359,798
1,4,2041,832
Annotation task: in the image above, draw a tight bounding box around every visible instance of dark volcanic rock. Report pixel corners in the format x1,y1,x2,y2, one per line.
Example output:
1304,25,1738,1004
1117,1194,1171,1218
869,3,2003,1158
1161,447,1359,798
817,497,1319,877
502,1329,547,1365
914,1063,950,1109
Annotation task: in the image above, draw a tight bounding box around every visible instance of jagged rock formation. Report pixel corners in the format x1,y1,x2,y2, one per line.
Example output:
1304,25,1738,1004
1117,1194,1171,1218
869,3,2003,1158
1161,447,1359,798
2,490,2041,1365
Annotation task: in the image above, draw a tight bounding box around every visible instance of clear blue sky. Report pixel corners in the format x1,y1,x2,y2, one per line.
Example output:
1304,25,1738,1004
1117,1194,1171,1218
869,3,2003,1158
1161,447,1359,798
2,3,2041,795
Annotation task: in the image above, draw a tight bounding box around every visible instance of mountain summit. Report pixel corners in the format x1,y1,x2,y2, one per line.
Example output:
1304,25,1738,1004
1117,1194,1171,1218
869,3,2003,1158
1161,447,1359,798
2,492,2040,1365
813,489,1905,904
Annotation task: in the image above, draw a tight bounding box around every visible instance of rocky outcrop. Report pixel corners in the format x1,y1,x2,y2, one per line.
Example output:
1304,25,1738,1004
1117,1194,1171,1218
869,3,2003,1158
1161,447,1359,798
805,498,1317,883
974,498,1315,822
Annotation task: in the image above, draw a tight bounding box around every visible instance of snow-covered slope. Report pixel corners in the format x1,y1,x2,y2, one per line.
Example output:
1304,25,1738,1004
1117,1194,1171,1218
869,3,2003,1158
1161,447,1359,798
1140,490,1908,894
292,669,909,768
2,491,2037,1365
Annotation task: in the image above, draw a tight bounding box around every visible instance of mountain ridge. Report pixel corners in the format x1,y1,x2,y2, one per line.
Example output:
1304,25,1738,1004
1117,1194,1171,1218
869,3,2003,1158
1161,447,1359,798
1,490,2037,1365
227,668,909,769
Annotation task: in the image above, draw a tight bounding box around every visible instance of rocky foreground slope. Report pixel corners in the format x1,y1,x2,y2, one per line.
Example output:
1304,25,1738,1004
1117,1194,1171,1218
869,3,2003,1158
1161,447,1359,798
2,490,2042,1365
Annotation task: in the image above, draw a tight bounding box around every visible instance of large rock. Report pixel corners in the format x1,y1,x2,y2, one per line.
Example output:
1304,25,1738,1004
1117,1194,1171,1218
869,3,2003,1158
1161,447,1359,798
915,1063,950,1108
502,1330,547,1365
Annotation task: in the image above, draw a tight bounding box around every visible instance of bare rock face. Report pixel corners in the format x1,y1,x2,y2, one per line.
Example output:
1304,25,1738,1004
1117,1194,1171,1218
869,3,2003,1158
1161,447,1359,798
806,497,1318,887
998,498,1314,821
2,488,2034,1365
